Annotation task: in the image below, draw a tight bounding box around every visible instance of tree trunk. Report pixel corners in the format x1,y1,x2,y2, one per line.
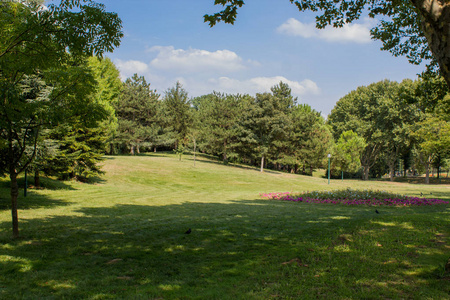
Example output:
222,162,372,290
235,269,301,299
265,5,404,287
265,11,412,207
193,138,196,167
223,140,228,164
154,147,157,152
389,164,395,181
136,145,140,154
34,170,40,188
130,145,135,155
425,161,430,184
10,172,19,239
411,0,450,87
363,165,370,181
260,155,264,172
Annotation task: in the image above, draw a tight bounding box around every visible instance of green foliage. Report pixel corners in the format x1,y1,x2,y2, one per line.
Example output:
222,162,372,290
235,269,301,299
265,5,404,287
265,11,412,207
162,82,192,149
49,123,106,181
87,56,123,154
192,92,242,163
328,79,420,180
114,74,161,155
189,82,332,174
412,116,450,182
0,0,122,237
332,130,366,176
288,104,332,175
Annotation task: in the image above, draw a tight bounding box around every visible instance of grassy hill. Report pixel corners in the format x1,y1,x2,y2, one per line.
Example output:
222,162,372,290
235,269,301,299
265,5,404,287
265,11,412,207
0,153,449,299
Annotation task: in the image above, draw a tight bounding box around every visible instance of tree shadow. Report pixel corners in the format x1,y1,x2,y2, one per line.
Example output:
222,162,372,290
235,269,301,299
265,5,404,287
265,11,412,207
0,177,75,211
0,199,448,298
378,176,450,185
0,191,74,211
186,156,281,174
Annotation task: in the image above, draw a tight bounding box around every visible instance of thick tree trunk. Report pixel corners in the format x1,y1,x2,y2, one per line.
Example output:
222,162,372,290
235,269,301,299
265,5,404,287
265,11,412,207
411,0,450,87
130,145,135,155
363,165,370,181
260,155,264,172
34,170,40,188
10,172,19,238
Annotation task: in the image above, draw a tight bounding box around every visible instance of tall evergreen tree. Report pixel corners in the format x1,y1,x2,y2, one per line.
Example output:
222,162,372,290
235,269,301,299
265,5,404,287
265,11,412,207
114,74,161,155
162,82,192,149
193,92,241,163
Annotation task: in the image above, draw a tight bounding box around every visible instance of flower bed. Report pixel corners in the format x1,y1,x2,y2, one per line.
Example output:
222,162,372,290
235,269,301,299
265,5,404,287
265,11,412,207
260,189,450,206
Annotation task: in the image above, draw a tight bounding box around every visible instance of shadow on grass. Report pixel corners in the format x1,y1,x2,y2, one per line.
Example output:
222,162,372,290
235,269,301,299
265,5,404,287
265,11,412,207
105,152,175,159
0,199,448,299
0,176,76,191
378,176,450,185
0,191,74,211
0,177,75,211
186,156,282,175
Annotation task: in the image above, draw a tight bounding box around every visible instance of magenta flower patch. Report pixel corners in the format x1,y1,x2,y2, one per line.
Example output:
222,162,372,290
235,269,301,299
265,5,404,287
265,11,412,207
260,189,450,206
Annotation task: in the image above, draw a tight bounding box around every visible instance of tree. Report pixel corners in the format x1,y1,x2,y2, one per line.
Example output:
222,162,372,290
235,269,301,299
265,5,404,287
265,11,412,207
291,104,332,175
0,0,122,238
204,0,450,88
48,122,107,181
162,82,192,149
412,116,450,183
247,83,293,172
87,56,123,154
331,130,366,178
114,74,161,155
26,57,122,185
193,92,241,164
381,79,422,181
328,80,402,180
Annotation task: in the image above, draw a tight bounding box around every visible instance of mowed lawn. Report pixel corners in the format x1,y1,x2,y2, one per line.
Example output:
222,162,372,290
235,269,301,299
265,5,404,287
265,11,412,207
0,153,449,299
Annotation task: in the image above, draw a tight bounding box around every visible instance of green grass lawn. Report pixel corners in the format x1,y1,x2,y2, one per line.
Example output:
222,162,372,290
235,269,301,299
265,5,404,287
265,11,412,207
0,153,449,299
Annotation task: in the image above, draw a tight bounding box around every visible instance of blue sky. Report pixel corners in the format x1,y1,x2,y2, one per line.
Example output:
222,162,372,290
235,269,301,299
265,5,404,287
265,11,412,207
81,0,425,116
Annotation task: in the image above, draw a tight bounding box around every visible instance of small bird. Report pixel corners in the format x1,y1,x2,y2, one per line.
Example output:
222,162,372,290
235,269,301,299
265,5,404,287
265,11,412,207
184,228,191,234
375,209,380,214
420,192,423,196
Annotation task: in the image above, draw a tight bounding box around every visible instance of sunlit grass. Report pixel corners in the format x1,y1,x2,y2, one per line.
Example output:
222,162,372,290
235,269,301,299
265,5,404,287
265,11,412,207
0,153,449,299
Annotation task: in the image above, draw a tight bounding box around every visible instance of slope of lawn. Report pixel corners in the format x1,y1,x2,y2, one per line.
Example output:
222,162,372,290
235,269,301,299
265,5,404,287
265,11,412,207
0,153,449,299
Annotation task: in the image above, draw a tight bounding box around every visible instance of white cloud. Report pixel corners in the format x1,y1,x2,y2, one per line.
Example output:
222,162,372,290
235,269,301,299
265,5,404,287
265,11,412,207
112,56,319,102
277,18,372,44
206,76,319,98
114,59,150,80
148,46,249,73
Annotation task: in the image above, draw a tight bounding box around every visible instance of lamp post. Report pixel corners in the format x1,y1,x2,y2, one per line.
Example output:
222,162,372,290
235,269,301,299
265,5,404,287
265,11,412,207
327,154,331,185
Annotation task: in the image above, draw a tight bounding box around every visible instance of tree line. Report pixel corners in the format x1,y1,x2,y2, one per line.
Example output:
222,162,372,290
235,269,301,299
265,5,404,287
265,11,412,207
111,72,449,184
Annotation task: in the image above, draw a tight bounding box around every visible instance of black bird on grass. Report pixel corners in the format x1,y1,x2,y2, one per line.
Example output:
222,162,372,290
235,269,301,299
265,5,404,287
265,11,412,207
375,209,380,214
184,228,191,234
